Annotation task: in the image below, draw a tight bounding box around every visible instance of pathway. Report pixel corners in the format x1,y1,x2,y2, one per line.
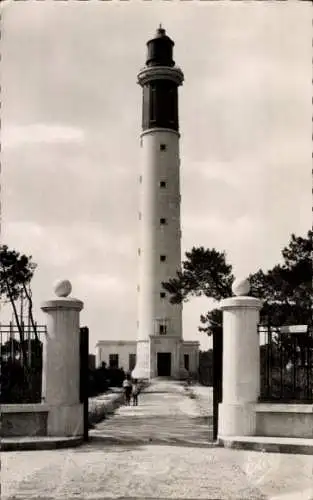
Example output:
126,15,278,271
89,379,214,446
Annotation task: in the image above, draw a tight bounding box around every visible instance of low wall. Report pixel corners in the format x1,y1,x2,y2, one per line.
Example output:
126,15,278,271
1,391,125,438
88,390,125,426
1,404,49,437
256,403,313,438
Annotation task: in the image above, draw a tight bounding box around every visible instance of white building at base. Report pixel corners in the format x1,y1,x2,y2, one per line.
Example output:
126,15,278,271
95,339,199,378
96,341,137,372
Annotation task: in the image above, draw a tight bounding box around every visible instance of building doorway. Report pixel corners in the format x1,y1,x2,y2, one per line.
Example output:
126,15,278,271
184,354,190,371
157,352,171,376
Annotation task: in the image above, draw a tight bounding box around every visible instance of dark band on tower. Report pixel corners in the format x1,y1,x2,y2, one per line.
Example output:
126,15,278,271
141,27,180,132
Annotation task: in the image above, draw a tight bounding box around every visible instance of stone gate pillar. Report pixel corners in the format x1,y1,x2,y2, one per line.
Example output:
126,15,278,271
218,278,262,438
41,280,84,437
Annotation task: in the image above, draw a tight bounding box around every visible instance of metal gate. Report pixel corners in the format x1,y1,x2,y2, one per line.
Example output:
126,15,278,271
212,328,223,441
259,324,313,403
79,326,89,442
0,322,46,404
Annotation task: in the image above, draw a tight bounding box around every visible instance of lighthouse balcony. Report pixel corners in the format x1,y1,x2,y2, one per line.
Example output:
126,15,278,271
137,65,184,86
154,318,170,336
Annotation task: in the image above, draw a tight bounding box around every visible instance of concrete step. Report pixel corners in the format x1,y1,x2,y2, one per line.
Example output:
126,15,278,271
1,436,83,451
219,435,313,455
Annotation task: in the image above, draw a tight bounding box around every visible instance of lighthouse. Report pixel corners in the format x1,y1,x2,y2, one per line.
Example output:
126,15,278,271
132,26,186,380
96,28,199,377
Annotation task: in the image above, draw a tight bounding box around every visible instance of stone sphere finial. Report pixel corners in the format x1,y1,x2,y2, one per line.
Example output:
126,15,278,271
54,279,72,298
232,277,250,296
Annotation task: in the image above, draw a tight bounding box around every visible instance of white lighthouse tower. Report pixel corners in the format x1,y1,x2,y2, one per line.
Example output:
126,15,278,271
132,26,186,380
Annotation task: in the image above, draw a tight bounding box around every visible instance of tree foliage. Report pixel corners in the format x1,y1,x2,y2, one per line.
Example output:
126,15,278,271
162,231,312,335
0,245,38,363
162,247,234,304
0,245,36,302
198,308,223,336
250,231,312,326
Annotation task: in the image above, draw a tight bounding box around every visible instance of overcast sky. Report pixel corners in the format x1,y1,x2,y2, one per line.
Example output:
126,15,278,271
1,1,311,352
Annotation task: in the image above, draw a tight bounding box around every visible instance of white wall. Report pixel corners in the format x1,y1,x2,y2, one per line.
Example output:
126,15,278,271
256,405,313,438
96,341,137,371
181,342,200,374
138,128,182,342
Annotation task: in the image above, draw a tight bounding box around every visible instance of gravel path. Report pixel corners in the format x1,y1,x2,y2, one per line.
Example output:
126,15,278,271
90,384,213,445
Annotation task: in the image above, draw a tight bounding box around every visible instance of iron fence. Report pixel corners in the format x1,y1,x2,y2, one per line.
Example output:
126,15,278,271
0,322,47,403
259,324,313,403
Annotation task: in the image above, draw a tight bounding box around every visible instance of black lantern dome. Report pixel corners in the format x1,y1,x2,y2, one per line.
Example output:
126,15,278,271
146,25,175,68
139,26,183,132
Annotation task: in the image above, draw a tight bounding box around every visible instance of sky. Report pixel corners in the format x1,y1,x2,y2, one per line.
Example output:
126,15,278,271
1,1,311,353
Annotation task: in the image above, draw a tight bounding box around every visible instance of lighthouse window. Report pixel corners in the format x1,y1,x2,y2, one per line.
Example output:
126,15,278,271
160,292,166,299
137,285,140,292
138,212,142,220
160,144,167,151
159,324,167,335
139,175,142,183
160,181,167,188
160,218,167,225
138,248,141,256
160,255,166,262
150,85,157,122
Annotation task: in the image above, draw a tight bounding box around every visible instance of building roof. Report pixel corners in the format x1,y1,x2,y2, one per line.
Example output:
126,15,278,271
96,340,137,346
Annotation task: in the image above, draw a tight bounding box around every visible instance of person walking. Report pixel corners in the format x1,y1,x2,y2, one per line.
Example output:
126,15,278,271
132,379,139,406
122,375,132,406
